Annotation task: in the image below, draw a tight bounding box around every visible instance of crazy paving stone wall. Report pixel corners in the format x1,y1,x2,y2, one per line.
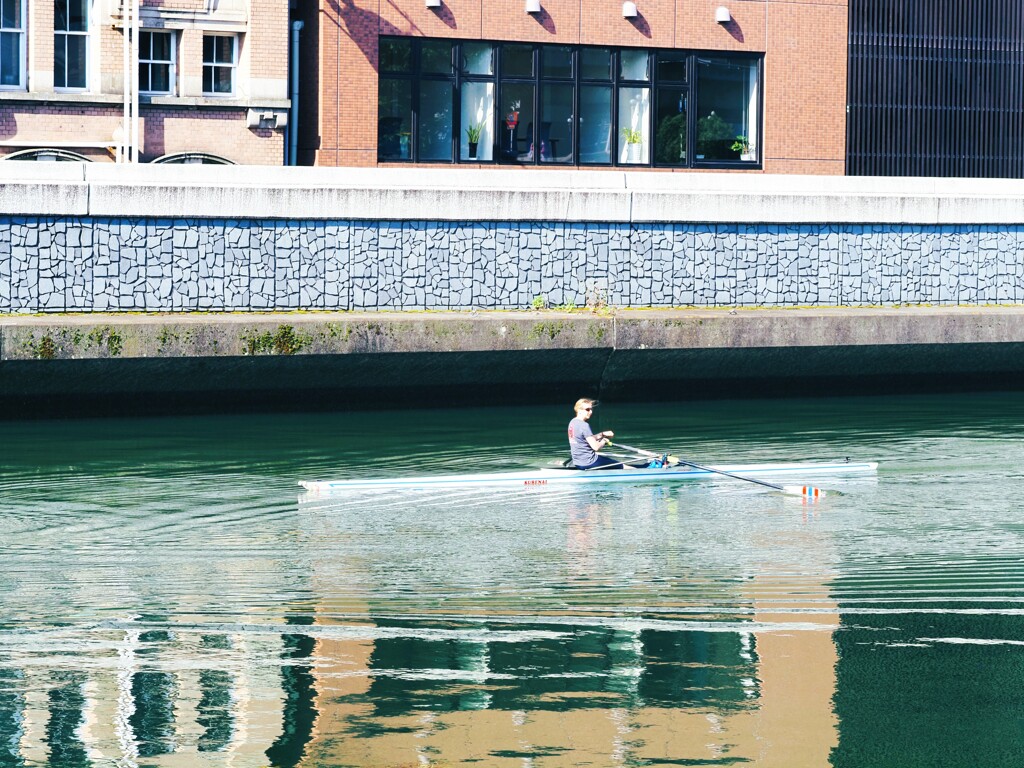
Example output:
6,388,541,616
1,218,1023,311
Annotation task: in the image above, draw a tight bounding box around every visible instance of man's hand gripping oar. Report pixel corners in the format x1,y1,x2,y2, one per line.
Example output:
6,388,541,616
608,441,826,499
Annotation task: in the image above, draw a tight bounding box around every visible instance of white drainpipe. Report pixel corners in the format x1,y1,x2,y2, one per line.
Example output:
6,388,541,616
131,0,140,162
289,20,304,165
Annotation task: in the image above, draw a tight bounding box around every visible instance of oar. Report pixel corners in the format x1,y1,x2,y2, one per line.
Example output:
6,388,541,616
608,441,826,499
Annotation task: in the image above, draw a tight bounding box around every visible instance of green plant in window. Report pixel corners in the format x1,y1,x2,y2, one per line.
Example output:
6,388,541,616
621,127,643,144
465,123,484,143
730,135,751,153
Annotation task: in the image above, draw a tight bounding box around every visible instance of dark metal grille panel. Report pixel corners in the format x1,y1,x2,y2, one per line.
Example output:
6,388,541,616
848,0,1024,177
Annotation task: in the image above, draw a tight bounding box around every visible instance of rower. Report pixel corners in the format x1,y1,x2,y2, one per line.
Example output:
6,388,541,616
567,398,618,470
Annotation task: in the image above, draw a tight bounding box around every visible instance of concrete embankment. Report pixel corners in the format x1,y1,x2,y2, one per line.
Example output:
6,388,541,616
2,307,1024,416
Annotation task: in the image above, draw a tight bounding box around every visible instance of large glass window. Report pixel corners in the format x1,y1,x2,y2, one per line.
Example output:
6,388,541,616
500,82,534,162
618,87,649,164
579,85,612,164
54,0,88,90
620,48,649,81
421,40,452,75
461,42,493,75
695,56,759,162
139,30,174,95
461,81,494,161
380,37,413,72
502,44,533,77
580,47,611,80
418,80,453,162
653,51,687,165
377,37,761,168
542,45,572,79
655,87,687,165
540,83,573,163
0,0,23,88
378,78,412,160
202,34,236,95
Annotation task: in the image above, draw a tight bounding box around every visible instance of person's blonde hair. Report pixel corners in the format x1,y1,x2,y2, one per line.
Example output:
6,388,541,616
574,398,597,413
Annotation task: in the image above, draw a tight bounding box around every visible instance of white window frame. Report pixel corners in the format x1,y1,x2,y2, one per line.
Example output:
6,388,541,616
139,29,175,95
54,0,90,91
202,33,237,96
0,0,25,90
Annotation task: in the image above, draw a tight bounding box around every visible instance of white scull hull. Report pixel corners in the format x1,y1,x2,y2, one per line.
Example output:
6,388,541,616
299,460,878,492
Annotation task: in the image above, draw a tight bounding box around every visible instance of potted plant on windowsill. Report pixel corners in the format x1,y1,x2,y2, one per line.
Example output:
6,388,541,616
621,127,643,163
731,135,755,161
465,122,484,160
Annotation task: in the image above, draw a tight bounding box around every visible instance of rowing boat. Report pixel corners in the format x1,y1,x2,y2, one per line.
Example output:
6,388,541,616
298,460,878,492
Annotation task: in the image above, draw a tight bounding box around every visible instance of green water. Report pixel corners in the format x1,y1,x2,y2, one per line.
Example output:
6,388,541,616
2,393,1024,767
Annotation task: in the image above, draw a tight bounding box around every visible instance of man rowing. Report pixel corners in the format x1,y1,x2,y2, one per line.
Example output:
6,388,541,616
568,398,618,470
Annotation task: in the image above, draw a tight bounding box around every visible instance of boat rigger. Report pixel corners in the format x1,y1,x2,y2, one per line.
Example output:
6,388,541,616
298,460,878,493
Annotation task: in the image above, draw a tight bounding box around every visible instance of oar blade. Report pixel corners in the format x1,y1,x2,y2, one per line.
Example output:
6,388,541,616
782,484,826,499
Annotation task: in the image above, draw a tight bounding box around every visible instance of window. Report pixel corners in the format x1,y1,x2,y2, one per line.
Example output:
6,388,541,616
654,52,687,165
376,37,761,168
139,30,174,95
617,52,650,165
695,56,759,162
0,0,24,89
203,34,236,95
54,0,88,90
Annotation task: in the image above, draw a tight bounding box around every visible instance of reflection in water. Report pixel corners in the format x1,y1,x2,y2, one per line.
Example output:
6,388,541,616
0,669,25,768
0,394,1023,765
132,631,176,758
131,671,176,757
197,634,234,753
265,624,317,768
46,673,88,768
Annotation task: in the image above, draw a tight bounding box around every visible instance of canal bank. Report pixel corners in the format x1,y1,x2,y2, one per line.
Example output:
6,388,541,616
3,307,1024,416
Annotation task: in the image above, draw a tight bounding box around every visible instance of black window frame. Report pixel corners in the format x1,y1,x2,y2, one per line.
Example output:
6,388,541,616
377,36,763,169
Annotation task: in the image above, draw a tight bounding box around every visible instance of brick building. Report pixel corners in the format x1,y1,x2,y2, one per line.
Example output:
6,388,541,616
0,0,290,164
294,0,847,173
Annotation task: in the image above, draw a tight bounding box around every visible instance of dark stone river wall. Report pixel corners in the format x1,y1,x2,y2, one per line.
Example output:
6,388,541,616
3,309,1024,416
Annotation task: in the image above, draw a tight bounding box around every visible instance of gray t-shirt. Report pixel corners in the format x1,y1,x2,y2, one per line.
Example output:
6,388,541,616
568,417,597,467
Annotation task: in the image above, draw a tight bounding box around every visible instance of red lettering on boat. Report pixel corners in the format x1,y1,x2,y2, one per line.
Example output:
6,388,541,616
524,479,548,486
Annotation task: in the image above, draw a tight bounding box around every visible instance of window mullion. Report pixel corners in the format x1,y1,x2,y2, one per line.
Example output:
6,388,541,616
687,53,695,167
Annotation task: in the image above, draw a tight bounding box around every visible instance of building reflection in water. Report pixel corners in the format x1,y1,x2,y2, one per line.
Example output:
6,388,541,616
291,495,841,767
0,502,839,767
0,625,297,767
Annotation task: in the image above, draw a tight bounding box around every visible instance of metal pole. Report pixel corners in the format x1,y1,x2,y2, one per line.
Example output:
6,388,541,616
121,0,129,162
289,20,304,165
131,0,140,162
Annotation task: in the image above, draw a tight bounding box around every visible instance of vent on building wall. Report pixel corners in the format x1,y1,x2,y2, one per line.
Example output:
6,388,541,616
246,109,288,130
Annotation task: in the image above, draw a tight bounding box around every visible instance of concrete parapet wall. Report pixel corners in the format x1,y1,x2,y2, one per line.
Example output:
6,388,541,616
4,165,1024,223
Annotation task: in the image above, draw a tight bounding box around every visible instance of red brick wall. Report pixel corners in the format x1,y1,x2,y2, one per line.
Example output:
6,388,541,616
763,0,846,175
314,0,848,173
